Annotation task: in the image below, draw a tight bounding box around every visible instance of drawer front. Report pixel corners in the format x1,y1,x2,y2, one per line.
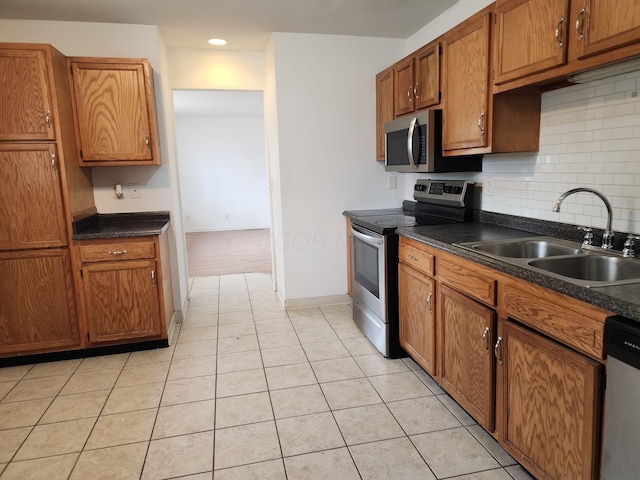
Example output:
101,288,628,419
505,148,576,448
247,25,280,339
399,243,434,277
439,257,496,306
79,241,155,263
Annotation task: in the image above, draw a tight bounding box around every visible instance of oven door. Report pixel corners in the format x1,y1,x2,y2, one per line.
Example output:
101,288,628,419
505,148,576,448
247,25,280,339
351,224,386,322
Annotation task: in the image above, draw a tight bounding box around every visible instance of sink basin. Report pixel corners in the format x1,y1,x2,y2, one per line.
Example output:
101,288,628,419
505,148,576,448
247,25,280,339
457,237,583,259
528,255,640,287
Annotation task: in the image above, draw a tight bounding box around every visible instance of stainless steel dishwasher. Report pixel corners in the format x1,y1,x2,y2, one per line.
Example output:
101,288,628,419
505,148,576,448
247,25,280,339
601,315,640,480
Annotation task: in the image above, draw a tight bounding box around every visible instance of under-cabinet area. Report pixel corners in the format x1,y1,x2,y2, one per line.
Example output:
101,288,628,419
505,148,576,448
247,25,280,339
398,235,610,480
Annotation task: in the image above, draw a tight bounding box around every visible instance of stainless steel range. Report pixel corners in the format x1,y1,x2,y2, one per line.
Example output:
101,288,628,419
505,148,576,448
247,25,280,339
346,179,475,358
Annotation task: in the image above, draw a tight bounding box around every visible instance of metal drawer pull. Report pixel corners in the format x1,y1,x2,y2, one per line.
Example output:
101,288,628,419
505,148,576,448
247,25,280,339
576,8,585,40
407,86,413,102
477,113,485,135
494,336,503,364
414,83,419,100
45,111,51,129
426,291,433,312
408,254,417,261
145,134,150,150
555,17,565,48
482,326,490,352
108,249,128,255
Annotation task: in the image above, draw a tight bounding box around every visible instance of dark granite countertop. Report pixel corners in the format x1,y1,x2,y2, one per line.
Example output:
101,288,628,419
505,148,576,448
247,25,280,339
72,211,170,240
397,217,640,323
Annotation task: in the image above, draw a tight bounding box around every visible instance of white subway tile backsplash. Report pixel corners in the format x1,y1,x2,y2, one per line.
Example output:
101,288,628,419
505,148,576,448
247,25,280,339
406,69,640,234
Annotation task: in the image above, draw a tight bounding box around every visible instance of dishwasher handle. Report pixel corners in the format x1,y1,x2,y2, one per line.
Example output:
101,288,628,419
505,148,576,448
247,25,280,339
604,315,640,369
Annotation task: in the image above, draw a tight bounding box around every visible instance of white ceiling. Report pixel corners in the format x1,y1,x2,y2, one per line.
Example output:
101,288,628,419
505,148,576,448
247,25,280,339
0,0,458,51
173,90,264,116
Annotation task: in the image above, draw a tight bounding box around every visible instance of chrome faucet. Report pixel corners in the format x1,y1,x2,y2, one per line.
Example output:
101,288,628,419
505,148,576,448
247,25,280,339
553,188,614,249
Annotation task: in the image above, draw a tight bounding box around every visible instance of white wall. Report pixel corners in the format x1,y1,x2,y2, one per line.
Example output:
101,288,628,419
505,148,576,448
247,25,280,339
175,115,270,232
269,33,406,304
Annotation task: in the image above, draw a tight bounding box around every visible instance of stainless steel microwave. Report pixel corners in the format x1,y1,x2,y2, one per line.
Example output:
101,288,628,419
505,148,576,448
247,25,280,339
384,110,482,173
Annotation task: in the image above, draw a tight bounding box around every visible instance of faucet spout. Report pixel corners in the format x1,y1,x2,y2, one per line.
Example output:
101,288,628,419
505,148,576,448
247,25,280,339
554,188,614,249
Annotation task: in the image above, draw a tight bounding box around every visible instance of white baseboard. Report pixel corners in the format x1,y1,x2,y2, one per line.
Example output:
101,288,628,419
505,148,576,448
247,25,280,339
284,294,352,310
167,310,183,345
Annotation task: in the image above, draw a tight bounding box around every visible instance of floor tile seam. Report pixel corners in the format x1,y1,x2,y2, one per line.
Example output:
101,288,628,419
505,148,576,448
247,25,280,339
2,422,38,468
384,397,464,439
281,444,364,478
437,465,512,480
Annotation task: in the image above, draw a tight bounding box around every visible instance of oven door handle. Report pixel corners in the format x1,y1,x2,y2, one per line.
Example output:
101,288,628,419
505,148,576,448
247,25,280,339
351,225,383,246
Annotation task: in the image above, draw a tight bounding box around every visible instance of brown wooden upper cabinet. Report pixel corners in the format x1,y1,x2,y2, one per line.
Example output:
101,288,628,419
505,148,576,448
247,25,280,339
495,0,570,84
68,58,161,166
375,67,394,161
393,41,441,118
0,46,56,141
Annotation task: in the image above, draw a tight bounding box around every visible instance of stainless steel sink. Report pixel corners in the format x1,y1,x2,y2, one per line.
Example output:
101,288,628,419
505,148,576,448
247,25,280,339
528,255,640,287
456,237,583,259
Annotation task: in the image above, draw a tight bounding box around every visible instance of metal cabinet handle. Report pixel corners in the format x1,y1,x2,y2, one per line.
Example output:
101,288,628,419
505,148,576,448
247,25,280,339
145,134,151,150
51,153,57,173
482,326,490,352
151,269,157,286
477,113,485,135
413,83,419,100
407,86,413,103
45,111,51,129
555,17,565,48
426,291,433,313
108,249,128,256
576,8,585,40
494,336,503,365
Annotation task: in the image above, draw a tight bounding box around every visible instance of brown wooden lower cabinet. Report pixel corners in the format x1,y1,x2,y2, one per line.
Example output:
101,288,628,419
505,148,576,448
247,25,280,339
0,249,79,355
439,283,496,432
499,320,603,480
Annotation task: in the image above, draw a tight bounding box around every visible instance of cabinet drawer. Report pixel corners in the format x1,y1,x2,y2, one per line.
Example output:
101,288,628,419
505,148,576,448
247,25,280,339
439,257,496,306
399,243,434,277
79,241,155,263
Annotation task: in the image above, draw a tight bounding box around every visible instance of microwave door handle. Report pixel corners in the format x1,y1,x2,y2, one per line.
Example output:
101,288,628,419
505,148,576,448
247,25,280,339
407,116,418,171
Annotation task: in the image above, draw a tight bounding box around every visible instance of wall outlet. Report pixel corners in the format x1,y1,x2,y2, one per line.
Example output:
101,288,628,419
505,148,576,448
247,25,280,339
129,184,142,199
388,175,397,189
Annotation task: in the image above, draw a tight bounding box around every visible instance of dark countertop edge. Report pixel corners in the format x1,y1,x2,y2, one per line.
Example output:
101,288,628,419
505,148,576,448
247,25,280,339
72,211,170,240
397,221,640,323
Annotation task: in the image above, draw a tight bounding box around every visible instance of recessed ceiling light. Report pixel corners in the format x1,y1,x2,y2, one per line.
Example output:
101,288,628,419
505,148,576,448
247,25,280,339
207,38,227,46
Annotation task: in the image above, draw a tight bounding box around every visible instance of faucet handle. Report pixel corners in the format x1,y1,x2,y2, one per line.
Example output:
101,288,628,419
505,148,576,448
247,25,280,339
578,226,593,248
623,234,640,258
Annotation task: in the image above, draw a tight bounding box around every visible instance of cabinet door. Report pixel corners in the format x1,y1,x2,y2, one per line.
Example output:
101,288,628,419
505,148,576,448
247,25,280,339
0,249,79,355
70,61,157,165
0,144,67,250
393,56,415,117
398,263,436,376
439,284,496,431
442,12,491,151
500,320,602,480
82,259,161,344
0,47,55,141
495,0,569,84
414,42,440,110
574,0,640,59
376,67,394,161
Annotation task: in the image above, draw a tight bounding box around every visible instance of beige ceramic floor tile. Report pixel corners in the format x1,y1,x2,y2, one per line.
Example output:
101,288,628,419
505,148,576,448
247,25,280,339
170,473,213,480
0,398,53,429
216,368,267,398
216,350,262,374
387,396,462,435
254,318,294,334
218,311,254,325
468,424,517,467
341,337,378,356
505,464,536,479
219,292,250,303
411,427,501,478
0,381,16,400
152,399,215,439
276,412,344,457
447,468,514,479
283,448,360,480
0,365,32,383
161,375,216,406
333,403,405,445
286,307,322,317
350,437,436,480
368,371,433,402
320,378,382,410
142,431,214,480
115,362,170,388
265,362,317,390
173,339,218,360
252,309,289,322
415,369,445,395
438,393,477,426
332,322,367,339
0,427,31,463
269,384,329,419
217,322,256,339
2,374,69,403
301,340,350,361
354,353,410,376
295,326,339,345
188,294,219,306
214,459,286,480
70,442,148,480
126,346,175,366
289,314,330,331
180,314,218,329
39,390,109,424
310,357,364,383
260,345,307,368
215,392,273,429
102,382,164,415
0,453,78,480
178,326,218,343
218,301,251,314
60,368,121,395
217,335,260,355
75,353,130,373
14,418,95,460
188,304,219,316
23,359,81,379
257,330,300,349
85,409,156,450
168,355,217,380
320,304,352,316
214,421,280,470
